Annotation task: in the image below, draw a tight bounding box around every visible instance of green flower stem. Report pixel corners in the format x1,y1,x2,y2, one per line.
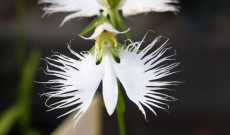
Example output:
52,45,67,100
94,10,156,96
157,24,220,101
114,10,132,40
116,80,126,135
116,108,126,135
107,0,121,8
109,8,117,27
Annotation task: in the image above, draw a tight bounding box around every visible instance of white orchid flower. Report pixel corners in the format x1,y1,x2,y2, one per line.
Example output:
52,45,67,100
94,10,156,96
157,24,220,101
39,0,179,26
38,22,179,127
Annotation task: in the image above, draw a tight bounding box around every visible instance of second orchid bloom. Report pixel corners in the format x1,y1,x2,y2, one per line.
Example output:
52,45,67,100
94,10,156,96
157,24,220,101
39,21,179,126
39,0,179,26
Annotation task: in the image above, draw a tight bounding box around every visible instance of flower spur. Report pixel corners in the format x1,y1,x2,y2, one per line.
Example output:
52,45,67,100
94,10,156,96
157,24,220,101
37,22,179,127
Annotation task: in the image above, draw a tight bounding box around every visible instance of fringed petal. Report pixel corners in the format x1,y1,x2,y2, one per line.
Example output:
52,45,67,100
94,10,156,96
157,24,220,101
39,0,103,26
121,0,180,16
37,45,103,127
115,36,179,118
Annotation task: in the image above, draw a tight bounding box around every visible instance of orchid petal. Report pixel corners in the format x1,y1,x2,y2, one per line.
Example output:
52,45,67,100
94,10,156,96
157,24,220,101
121,0,179,16
39,0,103,25
38,45,103,126
102,21,130,35
115,36,179,118
80,24,104,40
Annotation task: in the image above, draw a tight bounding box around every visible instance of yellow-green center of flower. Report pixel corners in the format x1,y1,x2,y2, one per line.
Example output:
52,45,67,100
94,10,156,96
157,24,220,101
96,31,117,49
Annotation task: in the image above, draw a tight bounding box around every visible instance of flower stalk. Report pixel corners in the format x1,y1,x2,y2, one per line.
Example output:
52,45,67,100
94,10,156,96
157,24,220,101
116,80,126,135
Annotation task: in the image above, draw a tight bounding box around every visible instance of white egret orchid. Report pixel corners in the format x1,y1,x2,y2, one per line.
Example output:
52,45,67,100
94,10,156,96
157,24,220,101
39,0,179,26
38,22,179,127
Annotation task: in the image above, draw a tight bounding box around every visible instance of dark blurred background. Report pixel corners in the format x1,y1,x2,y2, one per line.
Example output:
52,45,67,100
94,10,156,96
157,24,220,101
1,0,230,135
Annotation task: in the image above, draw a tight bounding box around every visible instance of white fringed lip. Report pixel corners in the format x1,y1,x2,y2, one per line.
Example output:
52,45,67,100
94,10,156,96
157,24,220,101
37,34,180,126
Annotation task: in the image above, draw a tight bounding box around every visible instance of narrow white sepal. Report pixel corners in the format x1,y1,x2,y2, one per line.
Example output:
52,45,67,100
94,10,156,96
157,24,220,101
102,21,130,35
81,21,130,40
80,24,105,40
